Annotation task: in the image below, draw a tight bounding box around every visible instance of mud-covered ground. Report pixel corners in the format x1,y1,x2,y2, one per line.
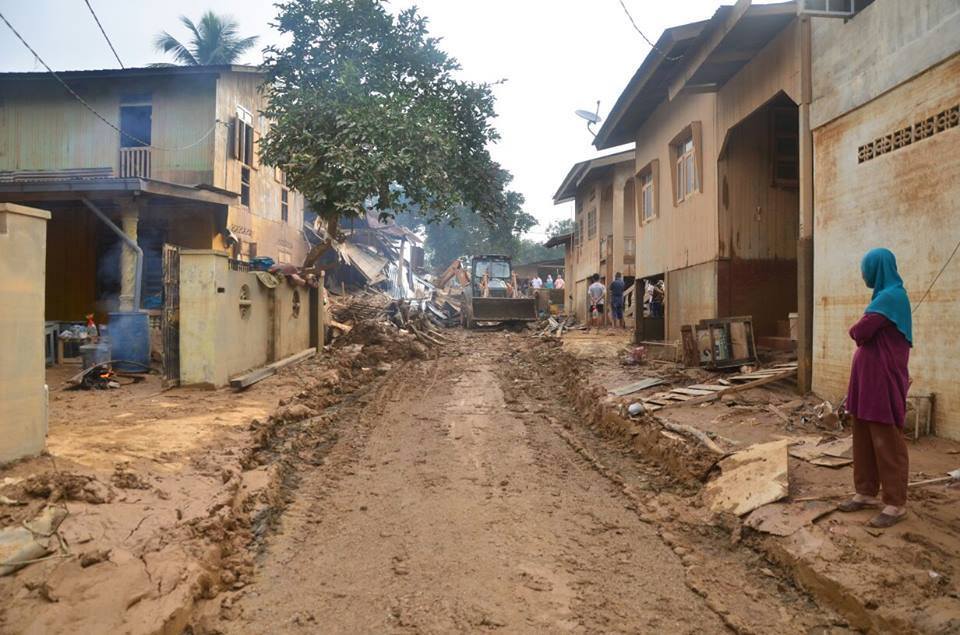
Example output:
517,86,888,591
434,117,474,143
205,331,845,634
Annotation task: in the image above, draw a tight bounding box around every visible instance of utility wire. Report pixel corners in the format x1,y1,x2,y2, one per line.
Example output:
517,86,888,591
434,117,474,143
82,0,124,69
912,237,960,314
0,9,222,152
616,0,684,62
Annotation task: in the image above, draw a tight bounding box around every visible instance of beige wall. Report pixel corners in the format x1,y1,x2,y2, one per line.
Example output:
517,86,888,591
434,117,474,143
0,75,217,184
213,73,307,266
812,54,960,438
0,203,50,464
634,91,719,278
666,261,717,341
810,0,960,130
178,250,312,388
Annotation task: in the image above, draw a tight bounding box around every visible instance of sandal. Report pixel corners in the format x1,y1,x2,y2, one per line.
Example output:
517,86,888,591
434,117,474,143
867,511,907,528
837,499,879,512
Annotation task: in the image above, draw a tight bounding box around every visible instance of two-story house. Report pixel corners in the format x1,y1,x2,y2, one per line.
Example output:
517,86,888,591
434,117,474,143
553,149,636,323
0,64,306,322
593,2,803,351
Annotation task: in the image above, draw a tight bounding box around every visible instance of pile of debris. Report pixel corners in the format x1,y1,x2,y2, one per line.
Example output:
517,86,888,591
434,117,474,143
532,315,579,338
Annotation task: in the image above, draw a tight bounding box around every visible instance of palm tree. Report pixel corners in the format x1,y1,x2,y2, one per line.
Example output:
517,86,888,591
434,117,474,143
154,11,258,66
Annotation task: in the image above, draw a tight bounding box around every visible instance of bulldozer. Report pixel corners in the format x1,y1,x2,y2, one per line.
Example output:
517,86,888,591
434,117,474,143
438,255,537,328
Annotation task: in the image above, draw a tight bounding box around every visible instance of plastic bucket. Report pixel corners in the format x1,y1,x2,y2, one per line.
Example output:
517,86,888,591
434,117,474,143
108,311,150,372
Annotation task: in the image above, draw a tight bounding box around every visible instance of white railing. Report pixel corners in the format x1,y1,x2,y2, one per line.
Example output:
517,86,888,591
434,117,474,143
119,147,151,178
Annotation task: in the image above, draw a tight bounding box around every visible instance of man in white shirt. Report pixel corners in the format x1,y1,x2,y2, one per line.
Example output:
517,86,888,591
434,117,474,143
531,275,543,289
588,274,606,329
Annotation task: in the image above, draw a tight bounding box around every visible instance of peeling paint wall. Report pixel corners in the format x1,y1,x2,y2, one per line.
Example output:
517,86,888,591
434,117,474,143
0,203,50,464
178,250,312,388
812,53,960,439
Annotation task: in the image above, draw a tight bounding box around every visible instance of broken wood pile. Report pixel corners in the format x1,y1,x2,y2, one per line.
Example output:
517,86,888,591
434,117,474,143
638,362,798,412
533,315,579,338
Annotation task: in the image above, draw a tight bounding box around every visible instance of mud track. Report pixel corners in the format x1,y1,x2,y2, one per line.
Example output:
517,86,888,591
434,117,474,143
206,331,844,633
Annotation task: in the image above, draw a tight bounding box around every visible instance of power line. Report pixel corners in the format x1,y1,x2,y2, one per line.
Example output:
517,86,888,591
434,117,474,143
616,0,684,62
912,236,960,314
82,0,124,68
0,10,222,152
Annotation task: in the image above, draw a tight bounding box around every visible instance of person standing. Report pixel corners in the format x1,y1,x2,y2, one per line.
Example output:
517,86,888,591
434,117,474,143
609,272,626,329
545,274,555,289
554,274,565,290
588,274,606,330
838,248,912,528
531,274,543,290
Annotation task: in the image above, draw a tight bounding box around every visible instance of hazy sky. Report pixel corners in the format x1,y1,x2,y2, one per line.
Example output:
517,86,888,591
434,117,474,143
0,0,757,239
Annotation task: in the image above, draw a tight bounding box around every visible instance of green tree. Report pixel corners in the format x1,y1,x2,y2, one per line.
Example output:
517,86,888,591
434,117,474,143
546,218,574,237
154,12,258,65
259,0,510,236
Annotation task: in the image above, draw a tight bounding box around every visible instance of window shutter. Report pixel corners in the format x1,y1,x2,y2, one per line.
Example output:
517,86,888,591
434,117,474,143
668,143,679,205
253,130,261,168
691,121,703,193
231,117,241,160
651,159,660,218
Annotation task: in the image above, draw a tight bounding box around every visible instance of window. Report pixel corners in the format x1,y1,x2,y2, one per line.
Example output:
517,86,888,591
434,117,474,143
676,136,696,202
119,104,152,148
281,188,289,223
587,208,597,239
637,160,660,223
772,108,799,187
275,166,286,184
234,106,254,166
241,167,251,207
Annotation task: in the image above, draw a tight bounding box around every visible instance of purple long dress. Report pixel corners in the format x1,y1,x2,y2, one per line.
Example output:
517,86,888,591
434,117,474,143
846,312,911,426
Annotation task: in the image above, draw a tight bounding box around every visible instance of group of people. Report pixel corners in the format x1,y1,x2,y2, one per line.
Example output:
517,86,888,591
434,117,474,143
586,272,627,330
530,273,564,290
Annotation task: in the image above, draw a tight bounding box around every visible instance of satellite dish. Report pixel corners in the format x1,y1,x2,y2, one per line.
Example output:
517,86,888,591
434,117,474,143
575,101,602,138
575,109,602,124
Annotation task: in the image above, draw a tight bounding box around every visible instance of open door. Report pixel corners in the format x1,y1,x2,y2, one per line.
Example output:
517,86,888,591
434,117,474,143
161,244,180,386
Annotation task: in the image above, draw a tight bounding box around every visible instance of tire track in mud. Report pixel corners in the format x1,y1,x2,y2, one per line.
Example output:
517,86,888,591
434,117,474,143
208,332,731,634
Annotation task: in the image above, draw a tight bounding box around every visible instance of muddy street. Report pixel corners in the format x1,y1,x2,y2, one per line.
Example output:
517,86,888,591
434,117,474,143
212,332,829,634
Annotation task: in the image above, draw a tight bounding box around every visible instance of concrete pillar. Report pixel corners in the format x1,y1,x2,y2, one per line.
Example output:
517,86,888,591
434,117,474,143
119,201,140,311
797,16,815,394
0,203,51,463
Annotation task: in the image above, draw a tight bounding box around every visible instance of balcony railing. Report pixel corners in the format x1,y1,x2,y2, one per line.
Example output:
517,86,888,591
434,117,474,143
119,147,151,178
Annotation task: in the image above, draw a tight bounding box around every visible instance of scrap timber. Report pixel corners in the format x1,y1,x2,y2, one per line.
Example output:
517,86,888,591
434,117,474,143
640,363,798,412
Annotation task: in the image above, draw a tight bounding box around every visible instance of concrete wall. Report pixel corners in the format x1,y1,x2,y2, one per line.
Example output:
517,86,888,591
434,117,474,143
810,0,960,130
178,250,312,388
812,53,960,438
0,203,50,464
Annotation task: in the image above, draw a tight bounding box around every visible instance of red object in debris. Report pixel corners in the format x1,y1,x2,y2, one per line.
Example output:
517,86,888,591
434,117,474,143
632,347,646,363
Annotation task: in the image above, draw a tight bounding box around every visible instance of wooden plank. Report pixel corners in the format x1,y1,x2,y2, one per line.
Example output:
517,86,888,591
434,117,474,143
687,384,729,392
609,377,665,397
231,348,317,390
657,369,797,410
672,387,715,397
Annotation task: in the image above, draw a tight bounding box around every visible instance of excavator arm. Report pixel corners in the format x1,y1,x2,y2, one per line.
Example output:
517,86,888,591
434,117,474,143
435,259,470,290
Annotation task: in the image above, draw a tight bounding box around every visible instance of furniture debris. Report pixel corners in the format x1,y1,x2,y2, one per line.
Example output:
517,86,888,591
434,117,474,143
639,363,798,411
693,316,757,369
703,439,790,516
788,435,853,468
906,393,934,440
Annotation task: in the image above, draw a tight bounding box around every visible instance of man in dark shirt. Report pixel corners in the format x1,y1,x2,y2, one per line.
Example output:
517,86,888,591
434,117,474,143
609,272,626,329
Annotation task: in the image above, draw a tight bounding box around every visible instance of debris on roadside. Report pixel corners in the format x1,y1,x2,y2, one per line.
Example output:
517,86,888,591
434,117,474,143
0,506,69,577
532,315,579,338
702,439,790,516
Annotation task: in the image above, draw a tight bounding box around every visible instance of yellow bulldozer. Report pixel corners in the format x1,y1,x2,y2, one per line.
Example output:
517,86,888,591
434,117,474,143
435,255,537,328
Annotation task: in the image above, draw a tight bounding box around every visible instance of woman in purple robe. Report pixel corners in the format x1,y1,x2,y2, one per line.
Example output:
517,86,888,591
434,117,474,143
838,248,912,528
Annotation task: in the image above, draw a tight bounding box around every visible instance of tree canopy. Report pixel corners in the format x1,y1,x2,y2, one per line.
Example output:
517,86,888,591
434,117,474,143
154,12,258,66
260,0,512,235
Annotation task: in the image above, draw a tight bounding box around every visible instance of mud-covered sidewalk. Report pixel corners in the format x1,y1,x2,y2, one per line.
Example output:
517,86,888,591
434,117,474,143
524,330,960,633
0,320,432,634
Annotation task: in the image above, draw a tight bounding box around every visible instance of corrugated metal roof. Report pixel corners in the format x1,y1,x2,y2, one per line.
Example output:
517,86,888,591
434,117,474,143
553,149,635,204
0,64,261,82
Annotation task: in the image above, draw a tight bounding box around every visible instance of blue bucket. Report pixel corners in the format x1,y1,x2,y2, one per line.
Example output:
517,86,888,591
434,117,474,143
108,311,150,372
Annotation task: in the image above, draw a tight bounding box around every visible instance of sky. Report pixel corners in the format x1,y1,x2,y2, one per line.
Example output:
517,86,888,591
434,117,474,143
0,0,760,240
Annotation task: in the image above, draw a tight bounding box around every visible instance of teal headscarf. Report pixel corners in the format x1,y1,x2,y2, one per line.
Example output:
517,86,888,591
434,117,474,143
861,247,912,345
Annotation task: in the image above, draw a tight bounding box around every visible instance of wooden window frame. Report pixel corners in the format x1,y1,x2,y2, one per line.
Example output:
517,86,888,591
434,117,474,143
587,207,597,240
637,159,660,223
668,122,703,205
240,166,251,207
281,188,289,223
